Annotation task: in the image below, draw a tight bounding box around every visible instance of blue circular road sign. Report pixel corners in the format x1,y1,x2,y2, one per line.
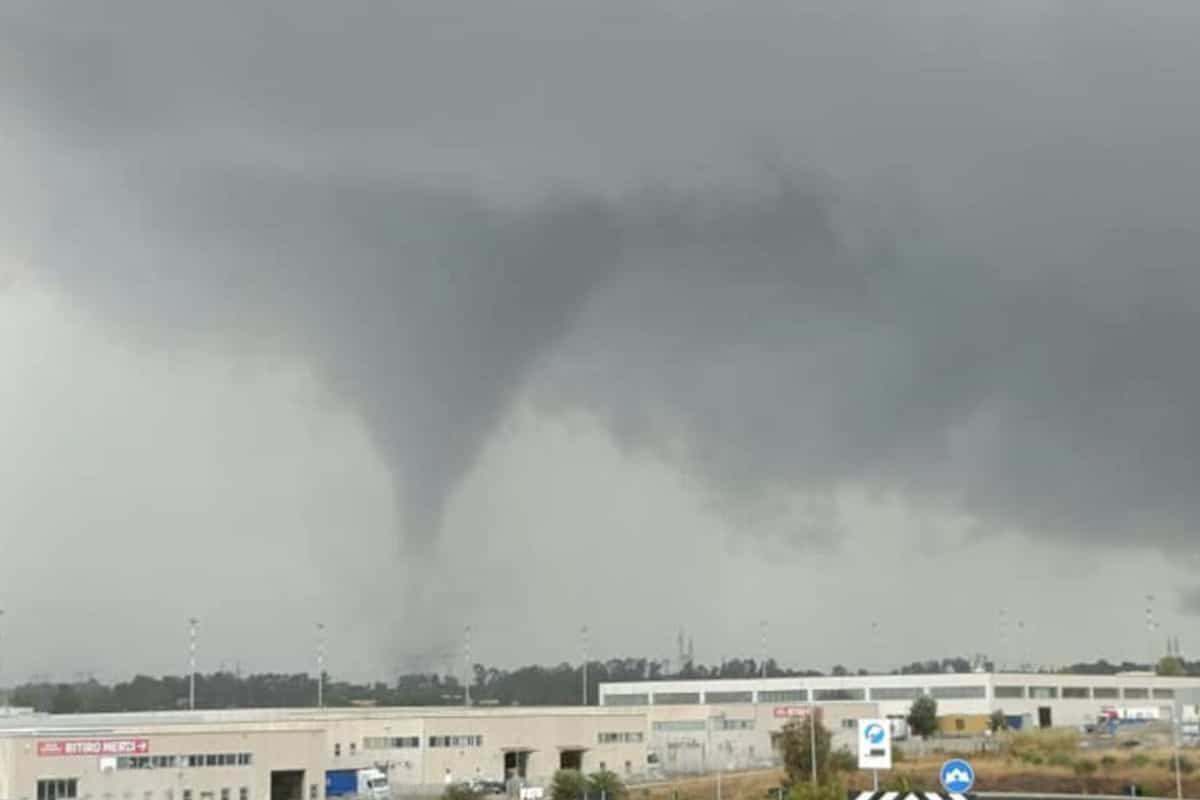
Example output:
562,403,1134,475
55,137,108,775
940,759,975,793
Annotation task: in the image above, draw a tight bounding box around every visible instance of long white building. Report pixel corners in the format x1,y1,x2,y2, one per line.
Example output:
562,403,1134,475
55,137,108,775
599,672,1200,730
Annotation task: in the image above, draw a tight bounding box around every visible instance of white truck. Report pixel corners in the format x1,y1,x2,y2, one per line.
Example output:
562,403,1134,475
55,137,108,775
324,768,390,800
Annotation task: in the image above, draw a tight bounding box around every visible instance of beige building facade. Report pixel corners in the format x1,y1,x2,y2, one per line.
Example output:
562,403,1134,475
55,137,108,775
0,707,648,800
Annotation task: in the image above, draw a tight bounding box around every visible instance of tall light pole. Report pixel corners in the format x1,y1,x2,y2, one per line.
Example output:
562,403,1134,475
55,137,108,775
0,608,6,711
316,623,326,709
1146,594,1158,670
760,620,768,679
580,625,590,706
188,617,198,711
463,625,472,707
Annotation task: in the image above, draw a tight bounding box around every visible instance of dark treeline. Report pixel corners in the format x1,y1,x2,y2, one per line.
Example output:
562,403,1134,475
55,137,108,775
6,655,1188,714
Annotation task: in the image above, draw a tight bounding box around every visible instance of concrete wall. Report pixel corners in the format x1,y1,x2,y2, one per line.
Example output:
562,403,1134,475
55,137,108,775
641,702,877,776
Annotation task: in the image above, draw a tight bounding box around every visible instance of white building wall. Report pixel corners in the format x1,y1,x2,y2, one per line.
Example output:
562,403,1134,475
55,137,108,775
601,673,1200,730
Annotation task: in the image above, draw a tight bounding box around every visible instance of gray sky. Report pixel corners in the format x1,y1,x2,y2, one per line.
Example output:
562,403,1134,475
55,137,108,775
2,0,1199,684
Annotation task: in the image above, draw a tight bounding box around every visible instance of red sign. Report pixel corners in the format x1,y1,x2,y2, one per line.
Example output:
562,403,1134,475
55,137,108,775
38,739,150,757
773,706,823,719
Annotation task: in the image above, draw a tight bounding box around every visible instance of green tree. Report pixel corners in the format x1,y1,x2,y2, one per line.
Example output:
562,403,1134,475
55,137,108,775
777,717,834,788
1158,656,1185,676
907,694,938,738
550,770,589,800
50,684,82,714
988,710,1009,733
588,770,627,800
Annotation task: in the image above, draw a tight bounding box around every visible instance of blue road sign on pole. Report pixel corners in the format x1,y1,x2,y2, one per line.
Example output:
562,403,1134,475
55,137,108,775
940,759,975,794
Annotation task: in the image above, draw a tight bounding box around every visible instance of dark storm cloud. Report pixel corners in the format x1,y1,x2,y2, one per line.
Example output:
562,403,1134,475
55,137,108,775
5,0,1200,599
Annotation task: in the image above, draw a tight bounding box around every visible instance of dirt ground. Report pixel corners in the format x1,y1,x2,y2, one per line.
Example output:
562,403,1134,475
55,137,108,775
634,751,1199,800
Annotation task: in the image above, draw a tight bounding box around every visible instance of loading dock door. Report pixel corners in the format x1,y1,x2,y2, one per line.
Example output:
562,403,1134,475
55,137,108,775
504,750,532,780
271,771,305,800
560,749,585,771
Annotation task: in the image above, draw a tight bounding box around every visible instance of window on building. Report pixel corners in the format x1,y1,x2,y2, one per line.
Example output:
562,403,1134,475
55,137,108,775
38,780,79,800
995,686,1025,699
183,791,193,800
206,755,218,767
930,686,987,700
1063,687,1089,699
1154,689,1175,699
841,719,856,730
653,692,701,705
349,743,357,756
813,689,866,701
200,792,214,800
705,691,753,704
239,790,248,800
309,786,317,800
1125,688,1150,699
624,761,632,775
144,791,153,800
598,732,644,744
652,720,707,732
870,687,921,701
428,735,483,748
1029,687,1058,699
602,694,649,706
757,690,807,703
1093,687,1119,699
165,791,175,800
715,719,753,731
221,789,230,800
955,719,965,732
599,762,606,772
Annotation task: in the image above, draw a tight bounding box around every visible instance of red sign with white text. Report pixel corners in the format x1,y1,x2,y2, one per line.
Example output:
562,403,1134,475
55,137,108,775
38,739,150,757
773,706,823,719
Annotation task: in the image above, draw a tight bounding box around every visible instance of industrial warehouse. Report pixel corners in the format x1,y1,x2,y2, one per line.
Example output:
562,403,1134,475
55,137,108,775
601,672,1200,731
2,673,1199,800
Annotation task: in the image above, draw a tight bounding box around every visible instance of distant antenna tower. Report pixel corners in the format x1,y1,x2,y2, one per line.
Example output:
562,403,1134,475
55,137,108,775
687,635,695,669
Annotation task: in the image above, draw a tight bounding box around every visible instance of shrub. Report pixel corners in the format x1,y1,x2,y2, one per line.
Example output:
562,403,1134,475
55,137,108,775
443,785,480,800
788,778,846,800
1129,754,1151,769
829,749,857,774
1074,760,1098,777
588,769,627,800
1049,751,1074,768
1100,755,1118,770
551,770,590,800
1177,756,1196,775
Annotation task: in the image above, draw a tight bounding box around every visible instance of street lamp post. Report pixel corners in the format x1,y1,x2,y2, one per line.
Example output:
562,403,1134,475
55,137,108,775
580,626,590,706
188,617,198,711
316,623,326,709
0,609,6,711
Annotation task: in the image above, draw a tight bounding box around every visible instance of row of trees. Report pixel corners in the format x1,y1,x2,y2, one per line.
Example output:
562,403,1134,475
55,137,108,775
8,653,1194,714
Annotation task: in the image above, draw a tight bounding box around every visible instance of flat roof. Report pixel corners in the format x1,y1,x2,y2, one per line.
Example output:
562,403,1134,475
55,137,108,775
0,704,648,737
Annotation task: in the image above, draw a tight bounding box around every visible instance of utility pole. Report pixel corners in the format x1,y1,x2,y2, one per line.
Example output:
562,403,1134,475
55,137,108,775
463,625,472,707
760,620,768,679
316,623,326,708
1146,594,1158,670
580,625,590,706
809,701,818,787
188,617,199,711
0,608,6,711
